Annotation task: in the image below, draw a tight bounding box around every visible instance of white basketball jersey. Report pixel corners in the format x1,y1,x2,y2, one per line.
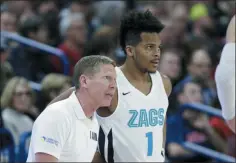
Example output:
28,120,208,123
96,67,169,162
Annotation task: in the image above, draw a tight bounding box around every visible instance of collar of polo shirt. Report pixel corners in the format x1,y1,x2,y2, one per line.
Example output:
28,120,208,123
69,91,87,120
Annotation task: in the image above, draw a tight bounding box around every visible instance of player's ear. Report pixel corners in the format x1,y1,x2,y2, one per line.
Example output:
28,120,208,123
125,45,134,57
79,75,89,88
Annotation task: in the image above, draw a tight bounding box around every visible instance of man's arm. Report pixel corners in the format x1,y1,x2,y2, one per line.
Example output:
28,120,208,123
92,152,105,163
215,15,235,133
48,87,75,105
226,15,235,43
35,153,58,162
160,74,172,152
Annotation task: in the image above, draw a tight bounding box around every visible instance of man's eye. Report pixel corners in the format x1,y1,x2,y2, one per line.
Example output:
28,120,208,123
104,76,110,80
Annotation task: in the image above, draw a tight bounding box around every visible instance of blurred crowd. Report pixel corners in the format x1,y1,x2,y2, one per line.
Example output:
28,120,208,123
0,0,235,162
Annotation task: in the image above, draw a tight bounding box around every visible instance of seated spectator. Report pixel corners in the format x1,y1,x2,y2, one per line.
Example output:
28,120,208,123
83,25,119,61
159,48,182,86
52,13,87,75
0,38,14,94
1,77,38,146
0,10,17,33
174,48,217,106
37,73,72,112
7,15,53,82
166,79,227,162
92,25,125,65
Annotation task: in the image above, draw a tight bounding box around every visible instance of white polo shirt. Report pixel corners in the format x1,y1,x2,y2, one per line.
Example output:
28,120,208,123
27,91,99,162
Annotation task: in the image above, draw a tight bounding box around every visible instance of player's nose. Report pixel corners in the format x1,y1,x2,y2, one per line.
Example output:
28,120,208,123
154,48,161,57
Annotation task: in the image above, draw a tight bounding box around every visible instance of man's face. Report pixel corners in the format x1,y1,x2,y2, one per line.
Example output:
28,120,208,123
35,25,49,44
13,84,32,112
86,64,116,107
68,20,87,45
188,50,211,80
1,12,17,33
179,82,203,121
180,82,203,104
129,32,162,73
159,52,181,80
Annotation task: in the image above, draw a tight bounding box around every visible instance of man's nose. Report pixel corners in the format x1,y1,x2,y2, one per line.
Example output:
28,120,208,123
110,79,117,88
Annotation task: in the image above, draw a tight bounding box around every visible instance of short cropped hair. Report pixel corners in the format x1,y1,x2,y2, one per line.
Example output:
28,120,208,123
73,55,115,89
120,10,165,54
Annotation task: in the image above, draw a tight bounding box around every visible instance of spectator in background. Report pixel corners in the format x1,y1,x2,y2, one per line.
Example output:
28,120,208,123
95,1,126,28
1,77,38,146
2,0,32,17
0,38,14,94
59,0,96,39
59,0,92,19
0,10,17,33
8,15,53,82
92,25,125,65
166,79,227,162
174,48,217,106
37,73,72,113
52,13,87,75
189,3,215,38
34,0,60,46
83,25,124,64
159,48,182,86
83,34,117,60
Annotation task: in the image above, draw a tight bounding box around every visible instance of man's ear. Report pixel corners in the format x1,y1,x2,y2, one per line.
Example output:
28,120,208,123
125,45,134,57
79,75,89,88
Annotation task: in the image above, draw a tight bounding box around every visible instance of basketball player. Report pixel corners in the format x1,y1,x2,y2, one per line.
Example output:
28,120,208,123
50,10,172,162
27,56,116,162
215,15,235,133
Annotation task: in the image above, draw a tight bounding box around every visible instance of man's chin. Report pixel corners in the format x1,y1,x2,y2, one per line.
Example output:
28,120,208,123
100,100,112,107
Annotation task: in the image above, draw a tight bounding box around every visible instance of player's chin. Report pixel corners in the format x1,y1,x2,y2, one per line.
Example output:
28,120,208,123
148,68,157,73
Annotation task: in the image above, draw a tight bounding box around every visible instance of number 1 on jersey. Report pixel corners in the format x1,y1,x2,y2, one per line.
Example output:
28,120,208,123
146,132,153,156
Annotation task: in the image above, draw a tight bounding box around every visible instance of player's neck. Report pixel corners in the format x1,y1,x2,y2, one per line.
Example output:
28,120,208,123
122,61,149,82
75,90,98,118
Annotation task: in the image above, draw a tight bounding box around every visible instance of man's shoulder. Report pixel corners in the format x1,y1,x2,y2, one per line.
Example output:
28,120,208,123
36,99,72,124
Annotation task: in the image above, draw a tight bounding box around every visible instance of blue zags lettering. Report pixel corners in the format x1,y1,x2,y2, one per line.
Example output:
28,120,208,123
128,108,165,128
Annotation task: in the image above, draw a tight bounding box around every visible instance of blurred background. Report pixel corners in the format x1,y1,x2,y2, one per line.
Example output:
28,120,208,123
0,0,235,162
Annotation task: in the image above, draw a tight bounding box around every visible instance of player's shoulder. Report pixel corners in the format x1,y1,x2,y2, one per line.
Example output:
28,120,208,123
158,72,172,96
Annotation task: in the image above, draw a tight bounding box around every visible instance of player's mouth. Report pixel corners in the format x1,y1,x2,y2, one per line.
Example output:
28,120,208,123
150,59,160,66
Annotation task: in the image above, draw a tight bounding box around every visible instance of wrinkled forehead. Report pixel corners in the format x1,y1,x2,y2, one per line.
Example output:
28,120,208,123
94,64,116,75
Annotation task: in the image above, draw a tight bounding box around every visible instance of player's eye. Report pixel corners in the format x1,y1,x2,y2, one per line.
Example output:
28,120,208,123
147,45,153,49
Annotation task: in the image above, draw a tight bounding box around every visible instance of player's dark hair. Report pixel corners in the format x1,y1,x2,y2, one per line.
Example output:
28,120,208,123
119,10,165,54
73,55,115,89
